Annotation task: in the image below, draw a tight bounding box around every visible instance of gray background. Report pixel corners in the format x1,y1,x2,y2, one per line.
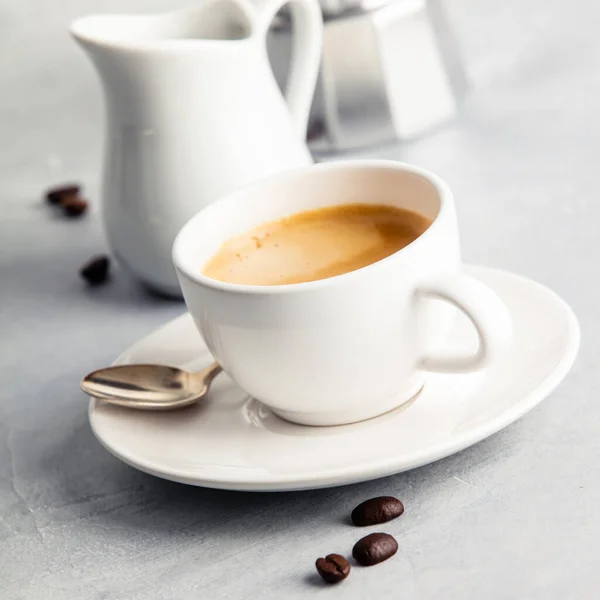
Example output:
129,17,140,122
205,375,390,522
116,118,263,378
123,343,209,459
0,0,597,598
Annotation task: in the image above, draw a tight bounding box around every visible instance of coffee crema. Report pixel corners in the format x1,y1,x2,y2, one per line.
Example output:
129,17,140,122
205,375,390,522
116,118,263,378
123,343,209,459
202,203,432,286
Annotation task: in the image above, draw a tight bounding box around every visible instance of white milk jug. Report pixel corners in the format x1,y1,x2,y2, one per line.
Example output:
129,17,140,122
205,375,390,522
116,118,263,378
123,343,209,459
71,0,322,296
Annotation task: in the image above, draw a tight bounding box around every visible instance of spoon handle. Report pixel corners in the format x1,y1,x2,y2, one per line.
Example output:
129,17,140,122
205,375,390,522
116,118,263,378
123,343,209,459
198,362,223,385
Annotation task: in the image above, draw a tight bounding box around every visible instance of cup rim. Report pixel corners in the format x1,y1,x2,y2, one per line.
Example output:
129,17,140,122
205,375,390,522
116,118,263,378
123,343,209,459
172,159,452,295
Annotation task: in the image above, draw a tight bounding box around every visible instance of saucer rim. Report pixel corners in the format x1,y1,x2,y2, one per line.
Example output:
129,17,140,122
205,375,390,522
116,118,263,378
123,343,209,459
88,265,580,491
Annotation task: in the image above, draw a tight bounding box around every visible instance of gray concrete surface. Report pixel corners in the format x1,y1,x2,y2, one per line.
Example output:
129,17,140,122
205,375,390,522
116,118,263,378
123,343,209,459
0,0,597,598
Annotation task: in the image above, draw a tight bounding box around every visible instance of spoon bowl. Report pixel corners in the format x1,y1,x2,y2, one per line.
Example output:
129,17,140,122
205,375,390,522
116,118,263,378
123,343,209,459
81,362,222,410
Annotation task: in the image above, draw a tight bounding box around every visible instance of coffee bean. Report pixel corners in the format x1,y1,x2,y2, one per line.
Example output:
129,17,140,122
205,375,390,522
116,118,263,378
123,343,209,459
44,182,89,217
352,533,398,566
351,496,404,526
315,554,350,583
46,184,80,205
80,255,110,285
61,195,89,217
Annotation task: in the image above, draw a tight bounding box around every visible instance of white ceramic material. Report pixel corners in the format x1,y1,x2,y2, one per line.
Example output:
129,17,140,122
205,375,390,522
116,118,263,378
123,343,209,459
173,161,512,426
70,0,323,296
88,266,580,492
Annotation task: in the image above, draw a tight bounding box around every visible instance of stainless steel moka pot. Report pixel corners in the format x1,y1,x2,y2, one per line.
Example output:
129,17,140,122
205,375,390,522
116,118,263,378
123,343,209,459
267,0,468,152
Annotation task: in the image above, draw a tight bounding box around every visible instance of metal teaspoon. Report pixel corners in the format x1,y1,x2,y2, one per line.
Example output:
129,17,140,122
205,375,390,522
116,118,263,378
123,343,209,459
81,362,222,410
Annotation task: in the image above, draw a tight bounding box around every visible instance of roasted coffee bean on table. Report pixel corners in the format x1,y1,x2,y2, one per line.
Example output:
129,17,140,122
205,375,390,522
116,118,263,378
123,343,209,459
44,183,89,217
351,496,405,526
80,255,110,285
45,184,80,205
61,195,89,217
315,554,351,584
352,533,398,566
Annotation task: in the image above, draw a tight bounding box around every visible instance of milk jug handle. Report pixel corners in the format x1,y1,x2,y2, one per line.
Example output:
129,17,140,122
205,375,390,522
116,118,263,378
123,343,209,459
253,0,323,139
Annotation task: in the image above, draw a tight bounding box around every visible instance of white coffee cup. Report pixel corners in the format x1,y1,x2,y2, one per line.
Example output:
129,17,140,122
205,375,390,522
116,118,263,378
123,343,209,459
173,160,512,426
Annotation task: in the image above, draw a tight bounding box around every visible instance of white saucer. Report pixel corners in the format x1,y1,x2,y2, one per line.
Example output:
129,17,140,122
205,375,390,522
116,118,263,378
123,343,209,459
89,266,579,492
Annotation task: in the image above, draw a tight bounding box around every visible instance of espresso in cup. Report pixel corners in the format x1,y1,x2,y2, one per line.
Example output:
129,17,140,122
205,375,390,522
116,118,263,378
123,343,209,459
203,203,432,285
173,161,512,426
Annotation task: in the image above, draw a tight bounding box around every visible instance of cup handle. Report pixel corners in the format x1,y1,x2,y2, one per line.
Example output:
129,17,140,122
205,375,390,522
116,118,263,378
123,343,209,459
416,273,512,373
254,0,323,139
